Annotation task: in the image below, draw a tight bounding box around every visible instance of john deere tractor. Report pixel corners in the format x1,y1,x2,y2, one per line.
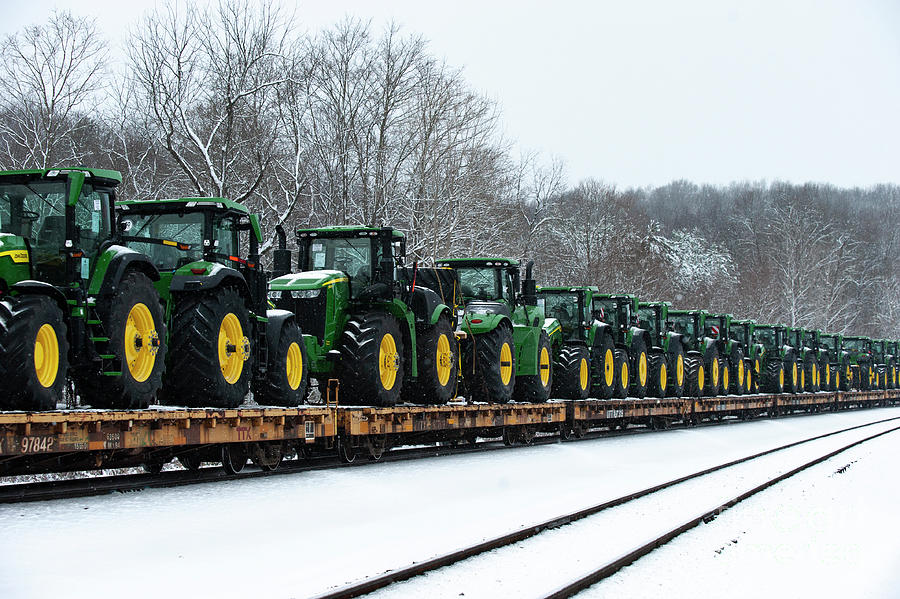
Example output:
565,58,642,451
705,313,745,395
269,227,458,407
436,258,559,403
0,167,166,411
843,336,874,390
870,339,897,389
636,301,686,398
592,294,653,399
788,328,820,393
754,324,799,393
731,319,763,393
537,285,619,399
819,333,850,391
667,309,721,396
118,197,307,408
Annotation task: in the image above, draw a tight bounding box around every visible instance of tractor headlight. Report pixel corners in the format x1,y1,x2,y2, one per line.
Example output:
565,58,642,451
292,289,322,299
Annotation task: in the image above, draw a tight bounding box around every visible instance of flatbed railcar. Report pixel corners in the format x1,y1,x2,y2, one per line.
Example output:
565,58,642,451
2,389,899,478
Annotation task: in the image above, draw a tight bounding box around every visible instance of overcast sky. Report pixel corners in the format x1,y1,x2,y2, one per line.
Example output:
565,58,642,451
4,0,899,189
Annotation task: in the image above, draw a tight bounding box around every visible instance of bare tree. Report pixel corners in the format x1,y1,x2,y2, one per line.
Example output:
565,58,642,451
0,10,107,168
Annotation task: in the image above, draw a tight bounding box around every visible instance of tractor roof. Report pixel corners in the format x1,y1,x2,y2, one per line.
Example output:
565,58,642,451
732,318,757,325
0,166,122,185
297,226,405,239
538,285,598,293
437,258,519,268
668,308,708,315
595,293,637,301
638,301,672,308
118,197,250,215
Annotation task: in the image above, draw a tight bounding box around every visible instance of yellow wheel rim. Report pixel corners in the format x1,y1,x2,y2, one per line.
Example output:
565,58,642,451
755,358,761,374
826,364,830,386
746,368,752,392
812,364,817,387
737,360,744,386
500,342,513,386
285,342,303,390
800,368,805,390
621,361,629,388
698,364,705,391
539,346,551,387
711,359,719,387
792,362,798,387
379,333,400,390
218,312,249,384
638,353,648,386
124,302,158,383
676,354,684,387
604,349,614,387
436,333,453,387
779,367,785,388
579,357,589,391
34,323,60,388
660,362,668,392
723,366,729,391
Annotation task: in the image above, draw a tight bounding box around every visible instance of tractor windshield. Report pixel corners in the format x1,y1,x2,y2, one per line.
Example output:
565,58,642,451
843,338,868,353
306,237,374,297
122,212,204,270
669,314,696,343
732,325,747,346
637,306,659,337
755,327,777,349
542,292,581,332
458,267,509,303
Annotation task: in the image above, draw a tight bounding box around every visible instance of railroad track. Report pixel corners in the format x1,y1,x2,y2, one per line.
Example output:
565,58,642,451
311,415,900,599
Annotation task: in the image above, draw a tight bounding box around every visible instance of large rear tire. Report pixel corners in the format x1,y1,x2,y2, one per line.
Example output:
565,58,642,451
515,331,553,402
591,335,616,399
0,296,69,410
630,337,649,399
466,324,515,403
407,316,458,404
666,345,685,398
553,343,590,399
163,287,252,408
648,351,668,398
703,346,720,396
254,320,308,406
686,354,704,396
339,311,404,407
729,347,745,396
613,349,630,399
80,271,166,409
764,359,785,394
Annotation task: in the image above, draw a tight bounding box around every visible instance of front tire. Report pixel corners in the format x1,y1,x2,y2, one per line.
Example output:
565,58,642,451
408,316,458,404
254,320,308,406
466,325,515,403
591,335,616,399
0,296,69,410
649,351,668,398
515,331,553,402
553,343,590,399
630,338,649,399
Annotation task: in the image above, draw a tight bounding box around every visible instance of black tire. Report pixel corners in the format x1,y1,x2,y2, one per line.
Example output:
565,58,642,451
613,349,630,399
743,358,753,394
719,358,730,396
553,343,590,399
803,354,818,393
630,337,649,399
751,355,762,393
648,351,668,398
783,355,799,394
163,287,253,408
0,295,69,410
515,331,553,402
764,359,785,394
254,320,308,406
703,346,720,396
666,344,685,398
819,358,831,391
408,316,458,404
591,334,616,399
838,358,852,391
729,347,745,396
339,311,404,407
466,324,515,403
686,354,705,396
79,271,167,409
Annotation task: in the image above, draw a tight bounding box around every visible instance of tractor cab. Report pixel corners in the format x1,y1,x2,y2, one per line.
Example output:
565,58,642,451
593,294,640,344
753,324,788,354
667,309,708,351
439,258,521,314
536,286,592,341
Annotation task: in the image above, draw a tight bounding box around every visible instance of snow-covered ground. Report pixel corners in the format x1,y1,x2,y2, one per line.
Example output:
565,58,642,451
1,408,898,599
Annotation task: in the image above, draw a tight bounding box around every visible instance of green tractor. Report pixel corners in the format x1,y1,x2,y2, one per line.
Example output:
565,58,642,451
117,197,308,408
753,324,800,394
436,258,558,403
704,313,746,395
592,294,653,399
269,227,458,407
636,301,686,398
870,339,898,389
843,336,875,390
731,319,764,393
819,333,850,392
666,309,721,396
788,328,820,393
0,167,166,411
537,285,618,399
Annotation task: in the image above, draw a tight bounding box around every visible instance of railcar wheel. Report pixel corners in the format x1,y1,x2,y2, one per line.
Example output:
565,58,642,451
338,439,356,464
252,443,283,471
222,445,247,474
178,452,202,471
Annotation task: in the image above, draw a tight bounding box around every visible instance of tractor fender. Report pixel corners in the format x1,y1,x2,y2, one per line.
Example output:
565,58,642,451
9,280,68,313
91,245,161,297
543,317,562,345
170,263,250,299
427,304,452,326
264,309,296,355
463,311,511,336
408,285,447,325
630,327,652,351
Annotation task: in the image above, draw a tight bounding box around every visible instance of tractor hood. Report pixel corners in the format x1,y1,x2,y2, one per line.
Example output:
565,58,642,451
269,269,347,291
0,233,31,287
